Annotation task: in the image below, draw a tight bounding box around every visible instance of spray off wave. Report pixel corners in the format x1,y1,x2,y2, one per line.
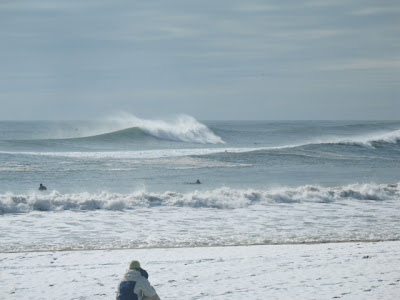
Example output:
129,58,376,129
103,114,224,144
1,182,399,214
0,114,224,145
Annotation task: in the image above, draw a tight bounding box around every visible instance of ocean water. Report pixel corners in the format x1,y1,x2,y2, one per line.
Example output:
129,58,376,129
0,116,399,252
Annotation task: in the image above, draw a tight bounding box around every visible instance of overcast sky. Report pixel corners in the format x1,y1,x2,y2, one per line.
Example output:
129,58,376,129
0,0,399,120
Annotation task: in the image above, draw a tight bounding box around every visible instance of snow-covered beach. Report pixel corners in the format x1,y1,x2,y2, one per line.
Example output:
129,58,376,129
1,241,399,300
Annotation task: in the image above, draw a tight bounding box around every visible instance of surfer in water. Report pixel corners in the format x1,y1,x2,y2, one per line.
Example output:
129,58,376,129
39,183,47,191
185,179,202,184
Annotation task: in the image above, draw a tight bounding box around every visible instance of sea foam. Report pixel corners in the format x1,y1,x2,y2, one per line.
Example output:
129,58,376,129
1,183,398,214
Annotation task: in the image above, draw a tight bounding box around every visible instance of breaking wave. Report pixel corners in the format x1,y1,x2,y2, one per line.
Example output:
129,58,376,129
135,115,224,144
336,129,400,148
88,114,224,144
1,183,399,214
0,114,225,145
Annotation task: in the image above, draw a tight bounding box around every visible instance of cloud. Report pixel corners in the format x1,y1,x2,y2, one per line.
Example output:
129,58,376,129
350,6,400,16
0,0,399,120
321,58,400,71
304,0,349,8
232,3,280,13
0,0,99,12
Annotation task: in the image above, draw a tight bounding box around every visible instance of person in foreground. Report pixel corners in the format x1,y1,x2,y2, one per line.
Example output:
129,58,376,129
38,183,47,191
116,260,160,300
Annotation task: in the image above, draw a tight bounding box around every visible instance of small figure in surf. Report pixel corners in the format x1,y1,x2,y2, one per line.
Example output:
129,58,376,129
116,260,160,300
185,179,202,184
39,183,47,191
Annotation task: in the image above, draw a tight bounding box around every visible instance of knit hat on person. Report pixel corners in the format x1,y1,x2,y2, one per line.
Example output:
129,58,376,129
129,260,141,270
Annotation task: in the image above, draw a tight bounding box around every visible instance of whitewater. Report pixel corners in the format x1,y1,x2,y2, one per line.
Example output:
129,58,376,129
1,116,400,299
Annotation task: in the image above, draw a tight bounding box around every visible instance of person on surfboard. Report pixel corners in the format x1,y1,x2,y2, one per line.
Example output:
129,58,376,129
38,183,47,191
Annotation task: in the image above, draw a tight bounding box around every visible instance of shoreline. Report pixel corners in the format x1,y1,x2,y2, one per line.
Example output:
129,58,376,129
2,238,398,254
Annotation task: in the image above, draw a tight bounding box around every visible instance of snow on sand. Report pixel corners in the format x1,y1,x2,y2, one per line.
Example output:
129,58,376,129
1,241,399,299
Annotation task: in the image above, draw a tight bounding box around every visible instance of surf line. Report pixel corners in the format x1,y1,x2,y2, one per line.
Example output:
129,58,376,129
2,238,399,254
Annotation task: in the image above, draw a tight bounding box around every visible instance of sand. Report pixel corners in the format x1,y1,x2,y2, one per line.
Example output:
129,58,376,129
1,241,399,299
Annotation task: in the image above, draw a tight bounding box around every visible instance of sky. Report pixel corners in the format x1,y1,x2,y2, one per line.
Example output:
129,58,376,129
0,0,399,120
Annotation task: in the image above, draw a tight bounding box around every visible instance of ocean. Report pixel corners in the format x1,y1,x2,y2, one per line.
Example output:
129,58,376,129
1,116,399,253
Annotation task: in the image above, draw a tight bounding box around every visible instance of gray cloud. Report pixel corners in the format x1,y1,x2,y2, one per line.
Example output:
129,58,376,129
0,0,399,120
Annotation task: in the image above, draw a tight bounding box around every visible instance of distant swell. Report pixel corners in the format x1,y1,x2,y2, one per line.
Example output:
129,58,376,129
1,130,399,158
1,183,399,214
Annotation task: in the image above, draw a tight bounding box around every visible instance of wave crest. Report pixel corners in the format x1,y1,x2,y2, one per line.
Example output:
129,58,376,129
105,114,224,144
1,183,398,214
336,129,400,148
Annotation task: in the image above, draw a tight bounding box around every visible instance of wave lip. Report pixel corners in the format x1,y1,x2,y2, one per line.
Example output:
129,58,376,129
1,183,399,214
104,114,225,144
140,115,225,144
336,129,400,148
